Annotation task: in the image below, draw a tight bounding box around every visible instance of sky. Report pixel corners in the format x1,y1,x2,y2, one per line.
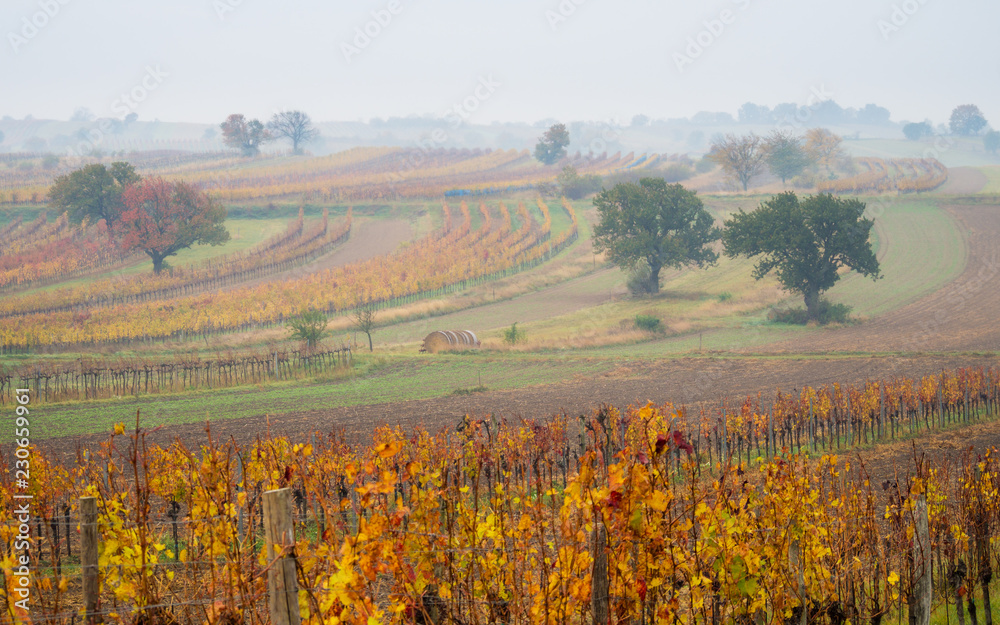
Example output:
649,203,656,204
1,0,997,127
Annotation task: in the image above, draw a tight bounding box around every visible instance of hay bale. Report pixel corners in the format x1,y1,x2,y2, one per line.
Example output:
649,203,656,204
421,330,481,353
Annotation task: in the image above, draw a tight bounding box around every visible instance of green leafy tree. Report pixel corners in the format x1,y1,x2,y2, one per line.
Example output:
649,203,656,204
984,130,1000,155
707,133,767,191
903,122,932,141
47,162,140,228
764,130,812,184
116,177,230,274
287,309,329,349
534,123,570,165
722,192,881,321
950,105,988,136
592,178,720,294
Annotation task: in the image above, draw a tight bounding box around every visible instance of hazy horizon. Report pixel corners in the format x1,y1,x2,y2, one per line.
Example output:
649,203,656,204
3,0,998,128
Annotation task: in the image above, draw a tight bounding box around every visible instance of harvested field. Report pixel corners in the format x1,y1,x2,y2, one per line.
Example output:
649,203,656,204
766,202,1000,353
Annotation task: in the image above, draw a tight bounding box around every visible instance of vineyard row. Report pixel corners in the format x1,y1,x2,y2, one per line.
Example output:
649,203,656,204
0,199,579,350
0,346,351,403
2,365,998,624
0,208,352,318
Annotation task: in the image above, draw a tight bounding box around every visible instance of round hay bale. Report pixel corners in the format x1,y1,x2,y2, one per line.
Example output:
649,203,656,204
421,330,481,353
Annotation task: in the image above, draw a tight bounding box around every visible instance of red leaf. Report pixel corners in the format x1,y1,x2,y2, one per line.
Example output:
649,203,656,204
607,490,623,509
655,433,668,455
672,430,694,455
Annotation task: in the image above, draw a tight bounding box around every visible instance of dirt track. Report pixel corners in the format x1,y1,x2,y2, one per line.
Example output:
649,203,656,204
31,200,1000,461
937,166,988,195
765,203,1000,353
228,217,413,291
35,354,999,463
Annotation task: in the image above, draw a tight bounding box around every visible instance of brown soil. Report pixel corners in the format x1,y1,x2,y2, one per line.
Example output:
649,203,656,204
765,203,1000,354
936,166,988,195
27,201,1000,465
34,354,999,464
226,217,413,290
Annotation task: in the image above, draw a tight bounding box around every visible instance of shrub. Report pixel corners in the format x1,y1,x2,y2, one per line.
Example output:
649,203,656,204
717,292,733,302
502,322,525,345
695,158,716,173
661,163,693,182
635,314,663,332
287,308,329,348
626,261,655,296
769,299,853,325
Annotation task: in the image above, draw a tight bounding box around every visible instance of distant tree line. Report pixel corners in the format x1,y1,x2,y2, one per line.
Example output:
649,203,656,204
706,128,846,191
220,110,321,156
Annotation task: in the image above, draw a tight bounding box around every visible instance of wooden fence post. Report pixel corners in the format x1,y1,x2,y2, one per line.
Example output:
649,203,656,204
264,488,301,625
909,495,932,625
790,539,807,625
720,409,728,464
592,521,609,625
81,497,99,625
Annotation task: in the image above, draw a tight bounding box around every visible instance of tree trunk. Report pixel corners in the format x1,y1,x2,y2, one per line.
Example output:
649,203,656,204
804,286,820,321
647,258,661,294
151,253,167,275
366,332,373,352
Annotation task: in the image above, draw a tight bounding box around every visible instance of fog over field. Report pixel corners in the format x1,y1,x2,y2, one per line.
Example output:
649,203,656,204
2,0,998,126
4,5,1000,624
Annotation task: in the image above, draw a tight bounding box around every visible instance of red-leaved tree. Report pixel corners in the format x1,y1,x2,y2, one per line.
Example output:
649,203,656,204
116,177,230,274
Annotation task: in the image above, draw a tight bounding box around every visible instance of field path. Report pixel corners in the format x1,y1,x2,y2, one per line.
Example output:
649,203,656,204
764,203,1000,353
378,267,629,344
937,167,988,194
214,217,413,292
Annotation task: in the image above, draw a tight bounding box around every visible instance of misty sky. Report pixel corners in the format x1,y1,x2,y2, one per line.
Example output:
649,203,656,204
2,0,997,126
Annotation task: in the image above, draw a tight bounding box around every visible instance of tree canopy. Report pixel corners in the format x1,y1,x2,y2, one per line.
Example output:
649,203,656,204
534,123,570,165
220,113,272,156
950,105,988,136
804,128,845,173
903,122,932,141
287,309,329,349
722,192,880,321
268,110,320,155
556,166,602,199
764,130,811,184
48,162,140,228
985,130,1000,155
116,177,230,274
707,133,767,191
592,178,719,294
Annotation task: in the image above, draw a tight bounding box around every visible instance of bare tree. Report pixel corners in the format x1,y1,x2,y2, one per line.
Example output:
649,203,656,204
268,110,320,155
707,133,767,191
353,306,377,352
